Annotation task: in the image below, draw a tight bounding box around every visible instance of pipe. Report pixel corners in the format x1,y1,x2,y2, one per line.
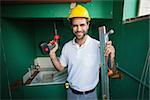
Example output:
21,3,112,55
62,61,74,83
117,66,149,89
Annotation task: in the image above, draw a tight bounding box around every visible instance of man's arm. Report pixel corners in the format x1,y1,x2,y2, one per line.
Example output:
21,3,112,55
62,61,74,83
49,43,65,72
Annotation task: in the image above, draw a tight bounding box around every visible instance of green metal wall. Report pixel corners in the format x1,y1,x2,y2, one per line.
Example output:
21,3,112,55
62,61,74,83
109,1,149,99
1,0,149,100
2,1,113,19
1,19,36,99
110,18,149,100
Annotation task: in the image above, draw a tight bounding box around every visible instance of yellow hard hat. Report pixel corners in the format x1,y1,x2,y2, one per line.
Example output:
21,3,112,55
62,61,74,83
68,5,91,21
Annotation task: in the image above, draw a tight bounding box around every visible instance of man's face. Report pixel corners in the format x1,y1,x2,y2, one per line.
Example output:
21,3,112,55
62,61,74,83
71,18,89,40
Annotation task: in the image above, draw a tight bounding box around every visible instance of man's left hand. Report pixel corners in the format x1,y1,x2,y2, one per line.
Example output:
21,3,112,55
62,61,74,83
105,41,115,59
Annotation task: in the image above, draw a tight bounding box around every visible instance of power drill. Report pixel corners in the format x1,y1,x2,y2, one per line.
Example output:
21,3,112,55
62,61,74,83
40,23,60,54
40,35,60,54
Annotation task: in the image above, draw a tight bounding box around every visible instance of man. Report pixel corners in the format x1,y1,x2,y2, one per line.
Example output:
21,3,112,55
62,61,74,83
49,5,115,100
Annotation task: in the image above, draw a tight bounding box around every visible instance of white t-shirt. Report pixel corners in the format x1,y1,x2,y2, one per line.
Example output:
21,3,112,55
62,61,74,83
60,35,100,91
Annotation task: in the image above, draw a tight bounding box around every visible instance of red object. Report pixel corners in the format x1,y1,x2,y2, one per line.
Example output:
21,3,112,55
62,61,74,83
54,35,60,40
108,69,113,76
50,40,56,44
53,35,60,43
44,48,49,52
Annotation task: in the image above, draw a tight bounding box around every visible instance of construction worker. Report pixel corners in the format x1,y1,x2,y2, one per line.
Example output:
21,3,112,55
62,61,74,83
49,5,115,100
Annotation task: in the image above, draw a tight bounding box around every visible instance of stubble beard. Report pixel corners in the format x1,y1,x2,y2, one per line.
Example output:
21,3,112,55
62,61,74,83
74,31,87,40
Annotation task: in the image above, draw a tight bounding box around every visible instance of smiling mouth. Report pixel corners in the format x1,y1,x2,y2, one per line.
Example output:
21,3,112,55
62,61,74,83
76,31,83,34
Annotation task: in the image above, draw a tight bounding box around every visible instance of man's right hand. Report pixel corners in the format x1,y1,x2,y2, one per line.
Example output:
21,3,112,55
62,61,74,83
48,41,58,57
48,41,64,72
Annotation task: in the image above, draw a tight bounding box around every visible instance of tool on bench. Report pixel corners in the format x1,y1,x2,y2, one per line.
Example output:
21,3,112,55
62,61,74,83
40,22,60,54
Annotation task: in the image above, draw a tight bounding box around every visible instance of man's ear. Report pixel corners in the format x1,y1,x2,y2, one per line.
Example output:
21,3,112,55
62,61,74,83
87,21,90,29
88,22,90,26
